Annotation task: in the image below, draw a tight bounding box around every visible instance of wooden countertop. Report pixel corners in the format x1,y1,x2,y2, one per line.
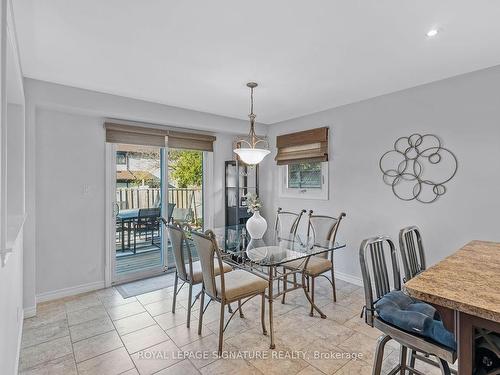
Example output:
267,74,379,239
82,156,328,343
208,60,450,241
404,240,500,323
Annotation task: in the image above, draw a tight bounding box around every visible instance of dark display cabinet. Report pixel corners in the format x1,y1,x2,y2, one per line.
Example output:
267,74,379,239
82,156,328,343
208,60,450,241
224,160,259,227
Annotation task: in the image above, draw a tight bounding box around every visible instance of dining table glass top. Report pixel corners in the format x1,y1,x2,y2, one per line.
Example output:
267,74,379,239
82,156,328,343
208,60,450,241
211,225,346,267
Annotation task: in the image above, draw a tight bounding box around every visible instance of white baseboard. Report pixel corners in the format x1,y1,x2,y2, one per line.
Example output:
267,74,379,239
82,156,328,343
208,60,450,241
36,280,105,303
335,270,363,287
23,305,37,318
15,309,24,375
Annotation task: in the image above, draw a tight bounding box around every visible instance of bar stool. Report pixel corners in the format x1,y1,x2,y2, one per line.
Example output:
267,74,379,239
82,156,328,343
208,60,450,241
399,226,458,374
359,235,456,375
399,225,426,282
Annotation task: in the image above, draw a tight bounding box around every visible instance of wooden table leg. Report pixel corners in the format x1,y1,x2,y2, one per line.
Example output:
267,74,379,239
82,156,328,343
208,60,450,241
457,311,474,375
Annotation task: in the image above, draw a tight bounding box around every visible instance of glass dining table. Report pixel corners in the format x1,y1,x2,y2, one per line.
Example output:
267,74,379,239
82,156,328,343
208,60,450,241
211,225,346,349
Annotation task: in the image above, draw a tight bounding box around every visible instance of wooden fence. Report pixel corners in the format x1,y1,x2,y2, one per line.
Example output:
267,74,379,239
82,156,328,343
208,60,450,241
116,187,202,220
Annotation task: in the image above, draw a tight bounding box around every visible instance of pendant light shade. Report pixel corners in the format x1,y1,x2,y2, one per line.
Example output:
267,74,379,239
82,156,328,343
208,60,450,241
233,82,269,165
234,148,270,165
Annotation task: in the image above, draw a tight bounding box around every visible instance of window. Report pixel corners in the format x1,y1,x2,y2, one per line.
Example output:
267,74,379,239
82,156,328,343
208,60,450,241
280,161,328,200
287,162,322,189
116,151,127,165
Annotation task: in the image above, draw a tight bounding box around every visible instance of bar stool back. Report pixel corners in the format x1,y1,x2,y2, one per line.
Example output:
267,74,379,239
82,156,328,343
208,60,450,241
359,235,456,375
399,226,426,282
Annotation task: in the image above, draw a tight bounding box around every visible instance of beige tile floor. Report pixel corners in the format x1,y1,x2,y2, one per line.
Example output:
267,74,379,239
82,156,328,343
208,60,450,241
18,277,447,375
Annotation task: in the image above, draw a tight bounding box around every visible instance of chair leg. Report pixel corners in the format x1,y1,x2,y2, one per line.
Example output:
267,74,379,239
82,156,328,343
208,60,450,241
309,276,315,317
282,267,287,304
261,292,267,335
186,283,193,328
330,265,337,302
437,358,451,375
409,350,416,370
218,302,225,356
306,275,310,292
172,272,178,313
134,229,137,253
399,345,407,375
238,300,244,318
198,290,205,335
372,335,391,375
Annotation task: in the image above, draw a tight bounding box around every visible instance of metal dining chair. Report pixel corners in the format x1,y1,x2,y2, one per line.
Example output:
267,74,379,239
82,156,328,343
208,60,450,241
399,225,426,282
275,207,306,239
163,220,233,328
275,208,306,303
191,229,268,355
359,236,456,375
281,211,346,313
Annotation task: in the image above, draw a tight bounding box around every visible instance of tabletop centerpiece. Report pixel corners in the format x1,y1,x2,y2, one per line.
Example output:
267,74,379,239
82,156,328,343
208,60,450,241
245,193,267,239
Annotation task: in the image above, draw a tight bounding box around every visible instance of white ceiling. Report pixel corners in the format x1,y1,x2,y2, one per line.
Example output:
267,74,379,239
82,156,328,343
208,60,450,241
13,1,500,124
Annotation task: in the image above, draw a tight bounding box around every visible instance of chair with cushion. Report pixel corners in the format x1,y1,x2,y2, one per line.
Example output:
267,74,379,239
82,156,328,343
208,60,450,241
359,235,456,375
163,220,233,328
275,208,306,302
191,229,268,355
275,207,306,239
281,211,346,314
399,226,456,373
399,225,426,282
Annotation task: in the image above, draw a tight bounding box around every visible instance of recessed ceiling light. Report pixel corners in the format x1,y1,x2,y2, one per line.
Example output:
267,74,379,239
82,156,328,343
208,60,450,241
426,28,440,38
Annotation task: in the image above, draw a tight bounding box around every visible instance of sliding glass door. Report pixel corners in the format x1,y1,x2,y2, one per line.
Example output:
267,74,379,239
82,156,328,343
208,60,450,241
112,143,168,283
107,143,205,284
166,148,204,269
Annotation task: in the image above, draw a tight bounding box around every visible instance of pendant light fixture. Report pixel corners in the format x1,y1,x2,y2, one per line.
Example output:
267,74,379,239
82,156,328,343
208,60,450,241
233,82,270,165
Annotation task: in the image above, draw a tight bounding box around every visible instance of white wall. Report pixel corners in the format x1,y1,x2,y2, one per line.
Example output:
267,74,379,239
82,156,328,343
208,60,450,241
261,65,500,283
0,230,23,374
25,79,256,303
35,109,106,296
0,0,25,373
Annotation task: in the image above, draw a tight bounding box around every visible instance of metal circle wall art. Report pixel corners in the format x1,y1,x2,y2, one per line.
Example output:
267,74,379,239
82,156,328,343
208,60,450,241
379,134,457,203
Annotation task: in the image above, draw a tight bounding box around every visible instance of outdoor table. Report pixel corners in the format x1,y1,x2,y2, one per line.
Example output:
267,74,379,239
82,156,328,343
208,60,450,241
116,209,139,251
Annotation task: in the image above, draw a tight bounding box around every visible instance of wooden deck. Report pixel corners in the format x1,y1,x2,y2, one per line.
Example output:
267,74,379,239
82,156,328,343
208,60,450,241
115,242,198,276
116,247,163,275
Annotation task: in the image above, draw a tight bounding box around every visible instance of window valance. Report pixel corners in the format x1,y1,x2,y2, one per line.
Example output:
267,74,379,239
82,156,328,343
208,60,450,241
104,122,216,151
275,126,329,165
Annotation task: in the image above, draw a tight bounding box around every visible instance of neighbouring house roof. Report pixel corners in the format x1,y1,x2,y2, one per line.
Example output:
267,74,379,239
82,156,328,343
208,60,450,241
116,170,159,182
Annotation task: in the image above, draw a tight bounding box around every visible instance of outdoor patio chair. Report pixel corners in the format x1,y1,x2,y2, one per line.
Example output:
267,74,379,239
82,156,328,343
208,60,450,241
133,207,161,252
164,221,233,328
167,202,176,223
281,211,346,313
359,235,456,375
191,229,268,355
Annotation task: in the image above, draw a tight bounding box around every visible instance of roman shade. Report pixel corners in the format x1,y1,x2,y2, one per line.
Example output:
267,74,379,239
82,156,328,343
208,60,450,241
104,122,216,151
275,126,329,165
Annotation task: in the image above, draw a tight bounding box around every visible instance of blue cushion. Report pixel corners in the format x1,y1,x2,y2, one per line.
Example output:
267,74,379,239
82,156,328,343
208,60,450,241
375,290,456,350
